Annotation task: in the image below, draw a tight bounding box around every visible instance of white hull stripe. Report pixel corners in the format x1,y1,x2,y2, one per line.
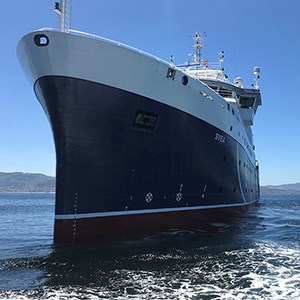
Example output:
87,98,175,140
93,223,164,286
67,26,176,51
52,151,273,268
55,200,258,220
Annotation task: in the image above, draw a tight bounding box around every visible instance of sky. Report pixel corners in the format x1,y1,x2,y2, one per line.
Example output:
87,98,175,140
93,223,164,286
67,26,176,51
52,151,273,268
0,0,299,186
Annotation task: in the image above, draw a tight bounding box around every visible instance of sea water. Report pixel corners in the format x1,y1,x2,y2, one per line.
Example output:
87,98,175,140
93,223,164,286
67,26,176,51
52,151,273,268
0,192,299,299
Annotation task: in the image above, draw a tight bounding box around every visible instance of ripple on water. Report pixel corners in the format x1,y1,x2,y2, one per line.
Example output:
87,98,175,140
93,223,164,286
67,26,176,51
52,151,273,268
0,242,299,299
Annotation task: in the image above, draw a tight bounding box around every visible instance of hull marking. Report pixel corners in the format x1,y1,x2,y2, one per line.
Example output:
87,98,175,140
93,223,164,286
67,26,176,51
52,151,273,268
55,200,258,220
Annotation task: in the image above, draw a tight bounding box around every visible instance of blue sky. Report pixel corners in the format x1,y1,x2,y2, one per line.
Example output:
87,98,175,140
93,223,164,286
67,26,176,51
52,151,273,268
0,0,299,185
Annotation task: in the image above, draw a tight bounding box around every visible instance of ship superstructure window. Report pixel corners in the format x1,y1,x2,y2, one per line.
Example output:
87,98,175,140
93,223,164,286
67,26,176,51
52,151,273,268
240,96,255,108
166,68,176,80
134,110,158,130
209,86,219,92
218,88,232,98
209,85,232,98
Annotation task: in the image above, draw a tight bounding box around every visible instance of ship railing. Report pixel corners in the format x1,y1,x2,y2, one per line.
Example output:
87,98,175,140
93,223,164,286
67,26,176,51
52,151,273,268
177,61,222,70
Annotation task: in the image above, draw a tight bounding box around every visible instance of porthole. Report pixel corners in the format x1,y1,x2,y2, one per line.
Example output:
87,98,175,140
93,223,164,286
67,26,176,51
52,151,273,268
181,75,188,86
34,34,49,47
230,126,233,131
233,187,236,192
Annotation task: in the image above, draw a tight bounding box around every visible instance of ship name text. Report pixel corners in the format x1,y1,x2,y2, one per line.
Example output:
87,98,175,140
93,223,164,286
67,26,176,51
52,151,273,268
215,133,226,143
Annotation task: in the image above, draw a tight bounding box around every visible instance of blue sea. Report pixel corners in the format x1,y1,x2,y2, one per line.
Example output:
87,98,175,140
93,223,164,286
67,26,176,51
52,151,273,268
0,193,299,299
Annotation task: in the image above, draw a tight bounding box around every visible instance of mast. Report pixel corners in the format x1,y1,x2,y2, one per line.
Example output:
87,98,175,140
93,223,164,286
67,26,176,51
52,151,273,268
192,33,203,66
54,0,71,32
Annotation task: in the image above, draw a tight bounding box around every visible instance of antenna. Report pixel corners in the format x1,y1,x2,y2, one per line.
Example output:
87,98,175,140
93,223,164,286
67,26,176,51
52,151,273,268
170,55,175,66
54,0,71,32
219,51,224,71
253,66,261,89
192,32,206,66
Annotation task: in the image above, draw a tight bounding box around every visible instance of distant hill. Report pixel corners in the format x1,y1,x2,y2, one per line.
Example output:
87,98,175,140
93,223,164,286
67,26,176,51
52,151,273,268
264,183,300,191
261,183,300,195
0,172,55,192
0,171,299,195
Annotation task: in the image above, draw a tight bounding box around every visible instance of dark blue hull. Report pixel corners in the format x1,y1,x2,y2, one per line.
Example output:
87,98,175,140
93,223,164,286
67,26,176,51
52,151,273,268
34,76,259,241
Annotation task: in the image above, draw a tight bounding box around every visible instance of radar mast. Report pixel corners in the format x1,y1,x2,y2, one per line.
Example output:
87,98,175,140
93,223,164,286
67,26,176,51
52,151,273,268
192,33,204,67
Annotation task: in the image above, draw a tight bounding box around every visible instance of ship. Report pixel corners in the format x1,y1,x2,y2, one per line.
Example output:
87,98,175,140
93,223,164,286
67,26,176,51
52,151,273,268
17,0,262,242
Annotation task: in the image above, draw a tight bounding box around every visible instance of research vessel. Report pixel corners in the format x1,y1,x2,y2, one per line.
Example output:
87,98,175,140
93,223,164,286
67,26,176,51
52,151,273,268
17,0,262,241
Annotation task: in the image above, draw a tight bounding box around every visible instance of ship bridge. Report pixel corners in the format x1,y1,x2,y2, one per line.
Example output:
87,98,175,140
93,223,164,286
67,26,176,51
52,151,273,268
177,33,262,126
201,79,261,126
